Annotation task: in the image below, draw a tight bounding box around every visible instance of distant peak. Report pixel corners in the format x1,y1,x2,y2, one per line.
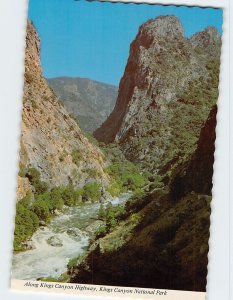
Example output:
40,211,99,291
190,26,221,49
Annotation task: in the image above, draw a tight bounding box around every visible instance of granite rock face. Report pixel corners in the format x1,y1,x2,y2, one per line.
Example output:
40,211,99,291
17,21,109,197
71,16,221,292
94,16,221,175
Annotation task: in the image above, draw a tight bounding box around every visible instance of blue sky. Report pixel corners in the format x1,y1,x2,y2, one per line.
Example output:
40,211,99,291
28,0,223,86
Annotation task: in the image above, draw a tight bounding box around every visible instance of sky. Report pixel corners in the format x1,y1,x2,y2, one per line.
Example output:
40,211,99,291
28,0,223,86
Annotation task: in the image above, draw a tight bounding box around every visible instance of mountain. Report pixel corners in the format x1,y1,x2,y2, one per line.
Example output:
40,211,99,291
16,16,220,292
70,104,217,292
69,16,221,292
94,16,221,177
17,21,109,199
47,77,118,133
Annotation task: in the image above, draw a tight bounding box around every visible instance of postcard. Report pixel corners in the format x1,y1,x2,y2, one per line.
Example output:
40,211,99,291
11,1,223,299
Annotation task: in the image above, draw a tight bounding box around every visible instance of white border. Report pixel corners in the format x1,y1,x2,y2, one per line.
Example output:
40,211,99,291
0,0,231,299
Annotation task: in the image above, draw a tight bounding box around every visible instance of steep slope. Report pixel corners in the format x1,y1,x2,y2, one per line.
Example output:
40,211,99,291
94,16,221,176
47,77,118,133
71,105,217,292
17,21,109,198
170,105,217,199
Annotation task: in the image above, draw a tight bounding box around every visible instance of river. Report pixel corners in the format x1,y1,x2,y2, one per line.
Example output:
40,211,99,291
11,193,131,281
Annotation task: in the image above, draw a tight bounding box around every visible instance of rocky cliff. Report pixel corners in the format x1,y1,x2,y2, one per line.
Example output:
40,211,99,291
47,77,117,133
71,104,217,292
70,15,221,292
17,21,109,198
94,16,221,176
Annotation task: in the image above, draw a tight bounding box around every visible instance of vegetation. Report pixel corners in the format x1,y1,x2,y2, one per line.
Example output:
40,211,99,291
25,167,49,195
14,196,39,251
95,203,127,237
95,225,107,238
18,162,27,177
57,186,82,206
67,257,79,272
14,163,106,251
39,273,69,283
31,197,51,222
15,139,153,253
105,203,126,232
85,168,100,178
106,164,145,195
125,189,149,214
106,181,122,197
82,182,101,202
83,132,99,146
71,149,83,166
102,144,146,196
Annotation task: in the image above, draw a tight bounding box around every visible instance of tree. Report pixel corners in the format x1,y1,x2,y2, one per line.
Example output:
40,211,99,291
105,203,117,231
31,199,51,221
61,186,76,206
50,188,64,211
83,182,101,202
25,167,48,194
14,203,39,251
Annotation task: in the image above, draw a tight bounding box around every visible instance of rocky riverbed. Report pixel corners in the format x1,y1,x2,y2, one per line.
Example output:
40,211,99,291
11,193,131,281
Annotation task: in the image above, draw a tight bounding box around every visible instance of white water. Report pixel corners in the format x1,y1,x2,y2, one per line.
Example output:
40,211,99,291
11,193,130,281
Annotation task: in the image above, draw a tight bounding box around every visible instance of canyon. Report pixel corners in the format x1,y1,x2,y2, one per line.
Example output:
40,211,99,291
14,15,221,293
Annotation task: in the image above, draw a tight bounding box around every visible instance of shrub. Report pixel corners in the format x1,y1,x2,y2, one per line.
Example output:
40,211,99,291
14,203,39,251
25,167,40,182
59,185,83,206
60,186,76,206
106,161,146,192
106,182,122,197
49,188,64,211
95,225,107,238
18,162,27,177
105,203,126,232
72,150,83,166
86,168,99,178
121,173,145,190
31,198,51,222
83,182,101,202
106,214,117,231
129,213,141,225
20,192,33,208
25,167,48,195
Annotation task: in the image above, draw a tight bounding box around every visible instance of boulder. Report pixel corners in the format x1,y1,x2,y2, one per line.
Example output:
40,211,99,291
47,236,63,247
